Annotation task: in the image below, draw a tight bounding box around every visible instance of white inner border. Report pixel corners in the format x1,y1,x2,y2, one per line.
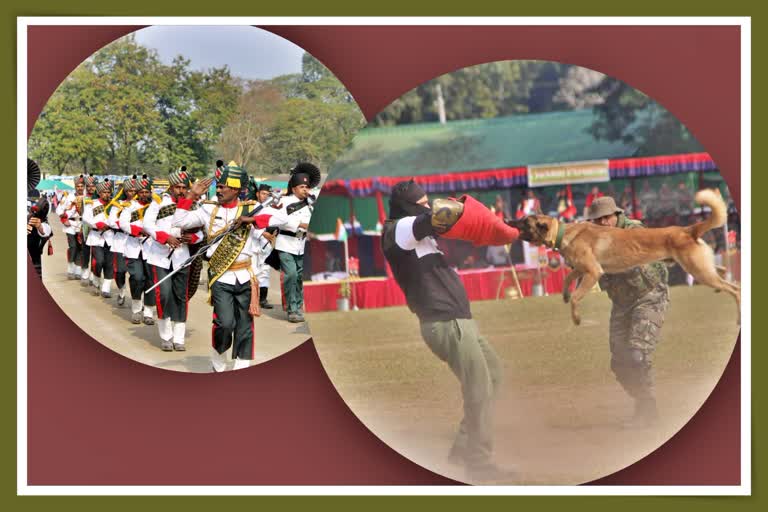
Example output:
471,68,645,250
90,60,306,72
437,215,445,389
17,16,751,497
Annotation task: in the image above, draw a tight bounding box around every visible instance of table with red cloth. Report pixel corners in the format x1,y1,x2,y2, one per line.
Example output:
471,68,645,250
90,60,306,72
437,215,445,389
303,264,570,313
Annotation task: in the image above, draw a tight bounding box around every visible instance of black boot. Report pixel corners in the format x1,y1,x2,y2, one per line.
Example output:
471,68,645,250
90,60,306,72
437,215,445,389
259,287,274,309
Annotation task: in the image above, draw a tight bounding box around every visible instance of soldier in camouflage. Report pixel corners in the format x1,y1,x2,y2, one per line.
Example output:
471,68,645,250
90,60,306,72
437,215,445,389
587,196,669,428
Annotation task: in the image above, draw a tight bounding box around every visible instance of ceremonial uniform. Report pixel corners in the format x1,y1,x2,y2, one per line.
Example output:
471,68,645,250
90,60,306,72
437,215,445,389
107,182,134,306
247,182,278,309
27,197,52,277
55,188,84,279
597,212,669,426
273,194,312,319
83,182,115,297
79,176,99,286
143,168,202,351
119,177,158,324
173,163,280,372
381,180,520,482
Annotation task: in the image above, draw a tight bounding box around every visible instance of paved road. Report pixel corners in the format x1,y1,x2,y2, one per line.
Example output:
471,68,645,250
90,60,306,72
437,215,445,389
41,217,311,373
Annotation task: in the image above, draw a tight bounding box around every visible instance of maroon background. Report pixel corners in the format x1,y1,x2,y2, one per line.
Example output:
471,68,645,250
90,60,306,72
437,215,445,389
26,25,742,485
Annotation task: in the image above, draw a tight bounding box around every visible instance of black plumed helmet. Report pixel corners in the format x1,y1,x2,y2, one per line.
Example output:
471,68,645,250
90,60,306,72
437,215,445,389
28,159,41,192
290,162,321,189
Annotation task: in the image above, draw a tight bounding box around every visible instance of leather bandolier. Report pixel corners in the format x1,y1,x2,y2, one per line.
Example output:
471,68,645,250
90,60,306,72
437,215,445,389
205,203,252,303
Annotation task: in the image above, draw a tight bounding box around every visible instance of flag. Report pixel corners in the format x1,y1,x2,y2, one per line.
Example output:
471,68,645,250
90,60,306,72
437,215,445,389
335,217,348,242
208,179,218,201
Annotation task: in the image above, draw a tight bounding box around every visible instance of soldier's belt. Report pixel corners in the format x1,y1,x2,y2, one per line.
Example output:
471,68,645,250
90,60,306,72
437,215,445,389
228,258,253,271
280,230,305,239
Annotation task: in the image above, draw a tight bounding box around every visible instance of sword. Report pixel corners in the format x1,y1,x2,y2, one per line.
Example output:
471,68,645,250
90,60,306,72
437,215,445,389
146,192,281,293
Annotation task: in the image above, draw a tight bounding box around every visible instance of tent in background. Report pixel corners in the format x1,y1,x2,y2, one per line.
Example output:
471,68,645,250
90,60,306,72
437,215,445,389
36,179,74,191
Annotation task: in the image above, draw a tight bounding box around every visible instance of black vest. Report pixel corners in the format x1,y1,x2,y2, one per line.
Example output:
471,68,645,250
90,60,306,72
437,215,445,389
382,218,471,323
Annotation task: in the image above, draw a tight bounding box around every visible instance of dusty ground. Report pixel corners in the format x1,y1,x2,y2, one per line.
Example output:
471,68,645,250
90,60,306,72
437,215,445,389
308,285,740,485
41,218,311,373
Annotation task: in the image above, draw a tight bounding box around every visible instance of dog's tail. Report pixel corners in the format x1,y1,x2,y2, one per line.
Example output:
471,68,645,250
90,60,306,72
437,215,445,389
688,189,728,239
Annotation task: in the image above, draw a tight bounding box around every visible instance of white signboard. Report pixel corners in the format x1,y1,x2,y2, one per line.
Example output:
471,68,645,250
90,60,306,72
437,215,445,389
527,159,610,188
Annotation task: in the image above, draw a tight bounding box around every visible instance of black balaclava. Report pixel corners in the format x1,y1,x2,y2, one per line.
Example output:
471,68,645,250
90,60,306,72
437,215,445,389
389,179,429,219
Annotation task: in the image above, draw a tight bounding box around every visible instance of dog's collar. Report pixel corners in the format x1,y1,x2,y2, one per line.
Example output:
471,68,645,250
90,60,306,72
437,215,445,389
554,222,566,250
545,219,566,251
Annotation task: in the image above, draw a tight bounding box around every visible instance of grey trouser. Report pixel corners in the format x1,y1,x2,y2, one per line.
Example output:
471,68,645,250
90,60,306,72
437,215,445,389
609,286,669,401
419,318,503,467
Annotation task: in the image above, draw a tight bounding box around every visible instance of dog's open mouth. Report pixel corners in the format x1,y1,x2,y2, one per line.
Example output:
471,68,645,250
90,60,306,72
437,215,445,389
505,217,538,243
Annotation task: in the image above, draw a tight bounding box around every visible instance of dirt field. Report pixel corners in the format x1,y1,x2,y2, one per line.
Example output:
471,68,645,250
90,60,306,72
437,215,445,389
41,218,311,372
308,285,740,485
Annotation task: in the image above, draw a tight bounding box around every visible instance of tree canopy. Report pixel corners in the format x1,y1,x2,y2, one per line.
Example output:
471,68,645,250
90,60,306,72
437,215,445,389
29,37,364,177
371,60,702,157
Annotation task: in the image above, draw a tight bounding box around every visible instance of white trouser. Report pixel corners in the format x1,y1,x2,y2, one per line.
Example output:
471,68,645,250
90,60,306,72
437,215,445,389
158,317,172,341
173,322,186,346
210,348,252,372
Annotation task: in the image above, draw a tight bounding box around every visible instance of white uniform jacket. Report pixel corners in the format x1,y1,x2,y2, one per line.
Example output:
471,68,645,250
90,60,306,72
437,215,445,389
119,199,154,260
143,194,203,270
55,193,83,235
83,198,113,247
272,195,312,256
108,201,131,254
172,198,279,286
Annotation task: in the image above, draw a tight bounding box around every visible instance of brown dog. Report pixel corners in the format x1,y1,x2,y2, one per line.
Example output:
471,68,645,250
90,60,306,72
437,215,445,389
507,189,740,326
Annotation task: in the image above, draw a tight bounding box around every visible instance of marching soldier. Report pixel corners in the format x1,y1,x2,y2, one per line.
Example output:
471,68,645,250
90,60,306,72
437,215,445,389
83,179,115,298
80,175,99,287
248,181,278,310
55,175,86,280
143,167,203,352
107,178,136,306
119,175,158,325
271,163,320,323
173,162,283,372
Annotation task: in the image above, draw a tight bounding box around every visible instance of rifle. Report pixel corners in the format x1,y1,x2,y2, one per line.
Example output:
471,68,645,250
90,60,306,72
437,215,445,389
146,191,281,293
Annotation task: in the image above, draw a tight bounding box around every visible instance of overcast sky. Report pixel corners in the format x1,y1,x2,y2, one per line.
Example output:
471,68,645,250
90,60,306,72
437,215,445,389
132,25,305,80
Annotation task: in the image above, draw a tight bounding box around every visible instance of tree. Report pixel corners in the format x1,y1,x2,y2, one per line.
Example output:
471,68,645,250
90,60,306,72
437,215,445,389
29,65,110,175
587,79,704,156
215,52,364,175
86,36,169,174
372,60,534,126
262,97,363,173
215,80,284,169
551,66,606,110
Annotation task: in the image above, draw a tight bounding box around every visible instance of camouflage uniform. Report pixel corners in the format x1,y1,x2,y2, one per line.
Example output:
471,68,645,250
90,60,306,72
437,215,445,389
599,214,669,410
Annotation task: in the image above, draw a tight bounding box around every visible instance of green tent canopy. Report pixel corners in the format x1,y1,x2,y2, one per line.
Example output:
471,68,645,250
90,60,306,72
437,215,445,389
36,179,73,191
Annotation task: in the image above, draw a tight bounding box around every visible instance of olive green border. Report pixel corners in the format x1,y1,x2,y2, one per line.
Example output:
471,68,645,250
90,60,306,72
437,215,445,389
3,2,758,510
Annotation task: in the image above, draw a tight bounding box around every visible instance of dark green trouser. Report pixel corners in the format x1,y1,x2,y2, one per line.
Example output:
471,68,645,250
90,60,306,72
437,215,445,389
81,243,91,271
66,233,82,264
609,286,669,401
278,251,304,314
126,257,156,306
113,251,127,289
211,280,254,360
419,318,503,467
91,244,113,279
150,265,190,322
